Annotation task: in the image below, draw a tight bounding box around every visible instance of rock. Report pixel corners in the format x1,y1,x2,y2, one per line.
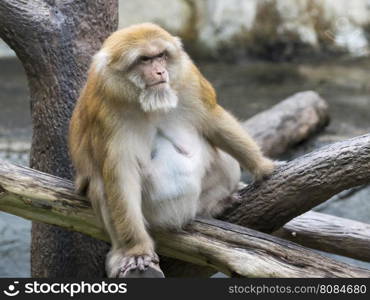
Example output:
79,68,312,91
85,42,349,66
117,0,370,60
0,0,370,61
2,0,370,60
119,0,192,36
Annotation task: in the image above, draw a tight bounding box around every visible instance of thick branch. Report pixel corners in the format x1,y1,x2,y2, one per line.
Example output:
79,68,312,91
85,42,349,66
158,219,370,277
275,211,370,262
0,159,369,277
220,134,370,233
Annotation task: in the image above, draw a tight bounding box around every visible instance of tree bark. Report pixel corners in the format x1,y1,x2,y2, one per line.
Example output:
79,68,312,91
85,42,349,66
275,211,370,262
1,160,369,277
170,219,370,278
220,134,370,233
244,91,329,158
0,0,118,277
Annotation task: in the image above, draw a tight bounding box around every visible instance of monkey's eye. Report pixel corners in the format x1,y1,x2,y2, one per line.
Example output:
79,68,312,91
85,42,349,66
140,56,151,63
157,52,168,60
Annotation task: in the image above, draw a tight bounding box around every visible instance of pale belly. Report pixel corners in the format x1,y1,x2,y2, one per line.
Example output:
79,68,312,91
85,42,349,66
142,125,213,229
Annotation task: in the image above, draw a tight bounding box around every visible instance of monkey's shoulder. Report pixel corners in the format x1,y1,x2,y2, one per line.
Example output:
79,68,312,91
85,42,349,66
188,63,217,109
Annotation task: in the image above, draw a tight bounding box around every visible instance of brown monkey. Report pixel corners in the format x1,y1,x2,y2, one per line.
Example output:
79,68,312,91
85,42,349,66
69,23,275,278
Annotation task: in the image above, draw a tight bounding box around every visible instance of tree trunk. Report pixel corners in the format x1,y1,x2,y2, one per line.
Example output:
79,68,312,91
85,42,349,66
0,0,118,277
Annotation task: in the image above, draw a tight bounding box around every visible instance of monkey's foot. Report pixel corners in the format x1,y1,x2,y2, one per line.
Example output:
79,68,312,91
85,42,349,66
226,189,243,207
213,184,245,217
117,254,164,278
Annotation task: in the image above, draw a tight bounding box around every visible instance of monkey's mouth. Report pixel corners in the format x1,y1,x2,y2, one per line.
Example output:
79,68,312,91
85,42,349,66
148,81,167,87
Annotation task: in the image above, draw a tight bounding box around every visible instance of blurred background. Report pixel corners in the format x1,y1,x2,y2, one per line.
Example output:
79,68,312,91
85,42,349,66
1,0,370,276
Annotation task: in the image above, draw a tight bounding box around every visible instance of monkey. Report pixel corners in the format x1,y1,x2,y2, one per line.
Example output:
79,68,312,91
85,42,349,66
69,23,276,278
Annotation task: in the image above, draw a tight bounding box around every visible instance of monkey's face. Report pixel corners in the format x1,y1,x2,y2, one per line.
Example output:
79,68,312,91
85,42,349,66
133,49,169,89
126,40,181,112
94,24,185,113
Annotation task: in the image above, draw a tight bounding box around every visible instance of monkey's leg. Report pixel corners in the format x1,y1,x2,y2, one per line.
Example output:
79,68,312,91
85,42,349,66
94,164,165,278
198,150,242,217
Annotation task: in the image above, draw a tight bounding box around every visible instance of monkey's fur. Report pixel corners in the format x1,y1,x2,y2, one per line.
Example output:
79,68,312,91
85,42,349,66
69,23,275,277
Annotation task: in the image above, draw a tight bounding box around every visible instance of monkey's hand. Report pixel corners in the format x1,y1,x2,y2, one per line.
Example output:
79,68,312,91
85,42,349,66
117,252,164,278
253,159,285,181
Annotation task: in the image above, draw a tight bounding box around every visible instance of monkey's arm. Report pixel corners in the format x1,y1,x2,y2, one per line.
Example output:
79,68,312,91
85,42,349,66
205,105,275,179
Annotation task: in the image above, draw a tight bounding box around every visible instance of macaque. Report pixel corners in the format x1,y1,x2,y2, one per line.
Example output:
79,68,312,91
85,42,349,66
69,23,275,278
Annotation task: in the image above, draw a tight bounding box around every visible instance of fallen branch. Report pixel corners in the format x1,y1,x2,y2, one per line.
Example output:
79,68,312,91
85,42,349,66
0,159,369,277
245,91,329,157
220,134,370,233
275,211,370,262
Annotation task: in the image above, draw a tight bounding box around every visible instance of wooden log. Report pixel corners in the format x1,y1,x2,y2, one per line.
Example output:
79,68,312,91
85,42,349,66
275,211,370,262
220,134,370,233
0,159,369,277
157,218,370,277
245,90,329,158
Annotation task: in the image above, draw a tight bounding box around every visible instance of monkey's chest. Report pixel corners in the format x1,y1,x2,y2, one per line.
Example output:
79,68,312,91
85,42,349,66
146,127,210,199
141,126,212,227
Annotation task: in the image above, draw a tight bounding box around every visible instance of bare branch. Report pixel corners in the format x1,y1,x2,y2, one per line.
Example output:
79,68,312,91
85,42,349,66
275,211,370,262
245,91,329,157
220,134,370,233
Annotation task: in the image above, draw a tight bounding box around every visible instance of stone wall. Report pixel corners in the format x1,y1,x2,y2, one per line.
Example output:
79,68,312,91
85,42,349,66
1,0,370,60
118,0,370,60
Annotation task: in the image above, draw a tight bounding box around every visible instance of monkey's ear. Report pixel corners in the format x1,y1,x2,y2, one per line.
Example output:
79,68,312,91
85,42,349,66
93,49,111,73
